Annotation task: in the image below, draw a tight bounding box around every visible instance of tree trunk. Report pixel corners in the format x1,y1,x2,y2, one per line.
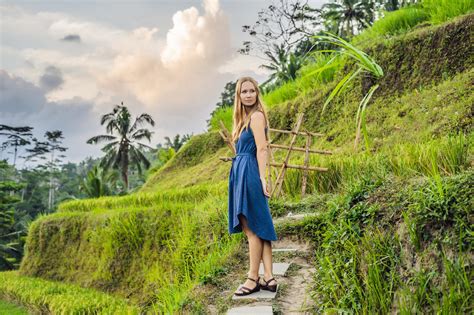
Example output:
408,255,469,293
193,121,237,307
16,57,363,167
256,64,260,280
48,149,55,212
122,149,129,192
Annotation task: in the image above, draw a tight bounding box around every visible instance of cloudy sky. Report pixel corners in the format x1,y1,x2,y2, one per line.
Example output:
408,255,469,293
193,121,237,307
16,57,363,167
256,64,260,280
1,0,327,165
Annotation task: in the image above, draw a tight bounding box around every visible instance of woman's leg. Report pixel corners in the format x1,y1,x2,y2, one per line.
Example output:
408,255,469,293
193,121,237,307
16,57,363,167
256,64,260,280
261,240,276,286
235,214,263,292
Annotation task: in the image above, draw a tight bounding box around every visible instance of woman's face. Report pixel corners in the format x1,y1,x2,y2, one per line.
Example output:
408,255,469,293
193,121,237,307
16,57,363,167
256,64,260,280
240,81,257,107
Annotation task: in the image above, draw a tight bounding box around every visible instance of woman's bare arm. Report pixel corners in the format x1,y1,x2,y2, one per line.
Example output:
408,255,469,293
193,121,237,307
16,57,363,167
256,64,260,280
250,111,267,178
250,111,270,197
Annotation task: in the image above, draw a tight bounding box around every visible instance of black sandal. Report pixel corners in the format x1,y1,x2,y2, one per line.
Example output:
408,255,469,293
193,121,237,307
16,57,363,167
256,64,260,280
261,277,277,292
234,277,261,296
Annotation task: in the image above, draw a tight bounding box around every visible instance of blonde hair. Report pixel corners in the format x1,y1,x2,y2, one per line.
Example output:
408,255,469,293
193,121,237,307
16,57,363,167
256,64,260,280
231,76,270,143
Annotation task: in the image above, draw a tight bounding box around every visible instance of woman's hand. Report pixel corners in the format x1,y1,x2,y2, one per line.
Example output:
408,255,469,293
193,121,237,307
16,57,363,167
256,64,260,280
260,177,271,198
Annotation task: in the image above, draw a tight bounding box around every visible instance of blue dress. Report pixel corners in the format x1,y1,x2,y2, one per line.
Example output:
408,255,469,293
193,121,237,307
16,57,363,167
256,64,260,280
228,123,277,241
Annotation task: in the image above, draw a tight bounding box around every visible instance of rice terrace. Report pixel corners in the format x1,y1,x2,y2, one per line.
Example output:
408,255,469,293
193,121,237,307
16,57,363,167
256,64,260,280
0,0,473,314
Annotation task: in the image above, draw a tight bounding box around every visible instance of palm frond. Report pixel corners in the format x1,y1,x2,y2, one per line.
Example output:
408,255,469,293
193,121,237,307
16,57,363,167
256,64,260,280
86,135,116,145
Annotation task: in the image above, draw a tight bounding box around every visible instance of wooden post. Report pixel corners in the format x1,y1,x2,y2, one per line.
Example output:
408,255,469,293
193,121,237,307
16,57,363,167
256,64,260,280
301,134,311,196
266,137,273,193
219,116,330,199
272,113,304,198
219,120,235,154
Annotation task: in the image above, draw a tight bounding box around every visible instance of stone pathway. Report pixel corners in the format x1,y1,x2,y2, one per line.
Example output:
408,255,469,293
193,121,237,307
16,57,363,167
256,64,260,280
226,236,315,314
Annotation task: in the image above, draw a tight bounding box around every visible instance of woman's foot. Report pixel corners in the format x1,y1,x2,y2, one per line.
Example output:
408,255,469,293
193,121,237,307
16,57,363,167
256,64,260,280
234,276,260,296
260,276,277,292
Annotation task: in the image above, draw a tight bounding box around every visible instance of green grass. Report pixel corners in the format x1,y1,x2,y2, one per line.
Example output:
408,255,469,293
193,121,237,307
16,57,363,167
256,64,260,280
18,186,242,313
275,169,473,313
208,10,472,134
59,182,225,212
0,271,139,314
0,299,27,315
7,9,474,314
354,5,430,45
208,106,233,133
423,0,474,23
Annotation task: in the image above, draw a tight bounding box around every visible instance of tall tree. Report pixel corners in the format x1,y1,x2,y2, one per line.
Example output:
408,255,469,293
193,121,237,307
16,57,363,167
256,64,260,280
240,0,320,62
87,102,155,191
322,0,375,37
0,160,25,270
26,130,68,212
208,81,237,127
259,43,305,89
216,81,237,109
0,125,33,167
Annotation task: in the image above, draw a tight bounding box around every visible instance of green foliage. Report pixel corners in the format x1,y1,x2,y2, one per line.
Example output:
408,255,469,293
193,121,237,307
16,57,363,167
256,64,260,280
397,254,472,314
0,161,25,270
162,131,224,169
79,165,118,198
423,0,474,23
407,170,473,251
146,147,175,176
261,53,342,108
277,131,471,199
58,182,224,213
354,6,430,44
4,9,473,315
0,271,139,314
208,106,233,132
276,169,472,314
87,103,155,191
321,0,376,37
164,133,192,152
18,183,240,313
260,44,306,89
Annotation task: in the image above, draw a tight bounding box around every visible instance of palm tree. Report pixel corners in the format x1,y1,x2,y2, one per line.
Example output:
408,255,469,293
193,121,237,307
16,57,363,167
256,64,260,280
80,165,118,198
260,43,305,89
322,0,374,37
87,102,155,191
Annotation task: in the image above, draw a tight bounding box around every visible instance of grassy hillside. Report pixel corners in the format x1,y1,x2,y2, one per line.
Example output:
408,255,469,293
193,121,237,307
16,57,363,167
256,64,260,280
1,11,472,314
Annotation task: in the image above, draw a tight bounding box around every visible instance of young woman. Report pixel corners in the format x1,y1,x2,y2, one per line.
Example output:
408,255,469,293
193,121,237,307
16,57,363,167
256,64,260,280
228,76,278,296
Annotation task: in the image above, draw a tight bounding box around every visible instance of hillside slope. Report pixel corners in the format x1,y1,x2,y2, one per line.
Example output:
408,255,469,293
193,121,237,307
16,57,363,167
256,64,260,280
1,13,472,314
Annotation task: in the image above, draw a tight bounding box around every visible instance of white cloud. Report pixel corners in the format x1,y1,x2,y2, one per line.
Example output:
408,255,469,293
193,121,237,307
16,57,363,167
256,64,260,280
1,0,271,163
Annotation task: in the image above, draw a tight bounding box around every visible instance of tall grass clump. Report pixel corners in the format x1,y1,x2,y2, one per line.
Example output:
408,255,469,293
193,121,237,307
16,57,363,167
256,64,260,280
280,167,472,313
276,133,470,199
397,253,472,313
313,220,400,312
423,0,474,24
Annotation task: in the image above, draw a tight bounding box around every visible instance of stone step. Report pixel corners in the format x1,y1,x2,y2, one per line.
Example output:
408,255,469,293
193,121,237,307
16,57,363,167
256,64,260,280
227,305,273,314
272,248,298,252
259,262,290,276
232,285,279,300
274,212,315,225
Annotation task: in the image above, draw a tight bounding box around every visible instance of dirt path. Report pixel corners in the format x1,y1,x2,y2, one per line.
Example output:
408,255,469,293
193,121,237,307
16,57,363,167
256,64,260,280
273,236,316,314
